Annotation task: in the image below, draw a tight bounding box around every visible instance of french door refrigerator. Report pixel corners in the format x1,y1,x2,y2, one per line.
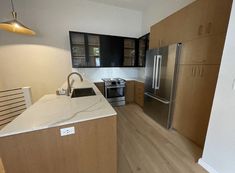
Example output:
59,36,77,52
144,43,181,129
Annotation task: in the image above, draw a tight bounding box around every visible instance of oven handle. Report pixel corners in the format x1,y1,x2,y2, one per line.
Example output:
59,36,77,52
105,86,125,89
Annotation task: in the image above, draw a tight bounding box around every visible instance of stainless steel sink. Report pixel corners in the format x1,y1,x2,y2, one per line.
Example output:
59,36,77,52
71,88,96,98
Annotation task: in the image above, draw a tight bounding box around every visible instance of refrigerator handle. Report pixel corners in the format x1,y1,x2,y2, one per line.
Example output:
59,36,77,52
155,55,162,90
152,55,157,89
144,93,170,104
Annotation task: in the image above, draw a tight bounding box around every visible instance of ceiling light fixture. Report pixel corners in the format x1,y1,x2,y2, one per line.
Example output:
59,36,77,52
0,0,36,35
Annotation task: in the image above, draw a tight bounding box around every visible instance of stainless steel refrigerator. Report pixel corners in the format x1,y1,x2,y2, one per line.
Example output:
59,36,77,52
143,43,181,129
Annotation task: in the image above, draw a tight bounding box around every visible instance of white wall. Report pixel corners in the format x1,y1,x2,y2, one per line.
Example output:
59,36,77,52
0,0,142,101
199,1,235,173
141,0,194,34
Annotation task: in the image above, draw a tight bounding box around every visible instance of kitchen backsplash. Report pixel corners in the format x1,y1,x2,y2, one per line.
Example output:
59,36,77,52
73,67,145,82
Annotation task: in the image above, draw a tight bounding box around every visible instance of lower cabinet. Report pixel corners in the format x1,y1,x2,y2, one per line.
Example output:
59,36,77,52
173,65,219,147
125,81,135,104
95,80,144,107
134,81,144,107
0,116,117,173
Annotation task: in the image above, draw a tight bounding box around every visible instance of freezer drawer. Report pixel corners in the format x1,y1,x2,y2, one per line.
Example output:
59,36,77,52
143,93,172,129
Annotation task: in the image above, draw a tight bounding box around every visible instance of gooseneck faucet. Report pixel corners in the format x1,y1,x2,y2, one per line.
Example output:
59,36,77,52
67,72,83,96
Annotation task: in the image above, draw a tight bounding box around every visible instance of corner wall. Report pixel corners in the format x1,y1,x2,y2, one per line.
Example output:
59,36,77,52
199,1,235,173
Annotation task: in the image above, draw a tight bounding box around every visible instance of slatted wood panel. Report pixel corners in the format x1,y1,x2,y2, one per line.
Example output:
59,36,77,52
0,88,28,129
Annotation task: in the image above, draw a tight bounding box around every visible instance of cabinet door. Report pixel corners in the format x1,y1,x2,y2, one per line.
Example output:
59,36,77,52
183,0,209,41
125,81,135,103
180,33,226,65
173,65,219,147
190,65,219,147
123,39,136,66
134,81,144,107
100,36,124,67
173,65,196,138
149,20,166,49
205,0,232,36
164,9,187,45
87,34,101,67
138,34,149,67
70,32,87,67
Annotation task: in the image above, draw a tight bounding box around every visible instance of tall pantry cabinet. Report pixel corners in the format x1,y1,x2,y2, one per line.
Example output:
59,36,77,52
149,0,232,147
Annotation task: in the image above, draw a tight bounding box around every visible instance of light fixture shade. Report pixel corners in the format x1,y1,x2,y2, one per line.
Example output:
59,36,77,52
0,19,36,35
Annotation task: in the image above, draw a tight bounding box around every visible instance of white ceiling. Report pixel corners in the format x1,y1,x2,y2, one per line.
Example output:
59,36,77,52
87,0,191,11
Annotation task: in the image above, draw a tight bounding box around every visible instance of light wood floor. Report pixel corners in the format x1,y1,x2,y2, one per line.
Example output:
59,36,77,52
116,104,207,173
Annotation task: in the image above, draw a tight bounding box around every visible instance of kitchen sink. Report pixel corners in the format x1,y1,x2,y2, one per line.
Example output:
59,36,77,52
71,88,96,98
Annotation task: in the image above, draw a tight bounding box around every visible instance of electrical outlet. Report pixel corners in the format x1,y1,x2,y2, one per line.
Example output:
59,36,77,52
60,127,75,136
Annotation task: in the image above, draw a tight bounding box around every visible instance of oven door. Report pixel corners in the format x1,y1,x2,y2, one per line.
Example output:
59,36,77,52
105,86,125,98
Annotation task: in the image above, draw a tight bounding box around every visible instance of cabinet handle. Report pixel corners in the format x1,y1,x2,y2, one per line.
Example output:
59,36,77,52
197,66,201,77
194,67,197,77
192,66,196,77
198,25,204,36
201,66,204,77
206,22,212,34
158,40,163,47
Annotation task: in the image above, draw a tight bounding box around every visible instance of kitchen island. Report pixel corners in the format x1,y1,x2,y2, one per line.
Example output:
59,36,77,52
0,80,117,173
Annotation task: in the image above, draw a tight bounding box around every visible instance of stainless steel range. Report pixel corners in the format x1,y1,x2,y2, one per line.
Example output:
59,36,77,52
102,78,126,106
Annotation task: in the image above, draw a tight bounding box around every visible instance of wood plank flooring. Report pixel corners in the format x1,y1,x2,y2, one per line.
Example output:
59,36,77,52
116,104,207,173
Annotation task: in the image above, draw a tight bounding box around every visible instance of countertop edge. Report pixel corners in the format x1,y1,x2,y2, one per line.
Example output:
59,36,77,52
0,113,117,138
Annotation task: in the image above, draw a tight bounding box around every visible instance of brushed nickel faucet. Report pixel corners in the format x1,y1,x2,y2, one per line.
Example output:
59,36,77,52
67,72,83,96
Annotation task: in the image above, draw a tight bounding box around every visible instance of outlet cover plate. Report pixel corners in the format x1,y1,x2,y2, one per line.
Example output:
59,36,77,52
60,127,75,136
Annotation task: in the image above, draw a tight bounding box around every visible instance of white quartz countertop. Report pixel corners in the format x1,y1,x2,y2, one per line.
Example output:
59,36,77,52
0,80,117,137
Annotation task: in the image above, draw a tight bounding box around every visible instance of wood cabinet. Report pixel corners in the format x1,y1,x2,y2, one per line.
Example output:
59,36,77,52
150,0,232,148
182,0,209,41
125,81,135,104
94,80,144,106
150,0,232,49
150,20,166,49
95,82,105,96
183,0,232,40
173,65,219,147
180,33,226,65
0,116,117,173
205,0,233,36
134,81,144,107
164,9,188,45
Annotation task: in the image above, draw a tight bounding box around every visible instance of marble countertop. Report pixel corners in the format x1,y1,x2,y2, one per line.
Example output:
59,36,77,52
0,80,117,138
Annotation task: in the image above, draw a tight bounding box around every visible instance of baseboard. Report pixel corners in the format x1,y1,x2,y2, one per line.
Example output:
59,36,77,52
198,158,219,173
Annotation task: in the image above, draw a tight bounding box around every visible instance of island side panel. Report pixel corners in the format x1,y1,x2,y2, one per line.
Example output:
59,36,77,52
0,116,117,173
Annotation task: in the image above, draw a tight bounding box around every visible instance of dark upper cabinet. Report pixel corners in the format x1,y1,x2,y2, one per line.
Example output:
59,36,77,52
70,32,87,67
123,38,137,66
87,34,101,67
138,33,149,67
69,31,149,68
100,36,124,67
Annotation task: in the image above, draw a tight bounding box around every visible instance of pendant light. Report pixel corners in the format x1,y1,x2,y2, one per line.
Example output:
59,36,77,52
0,0,36,35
